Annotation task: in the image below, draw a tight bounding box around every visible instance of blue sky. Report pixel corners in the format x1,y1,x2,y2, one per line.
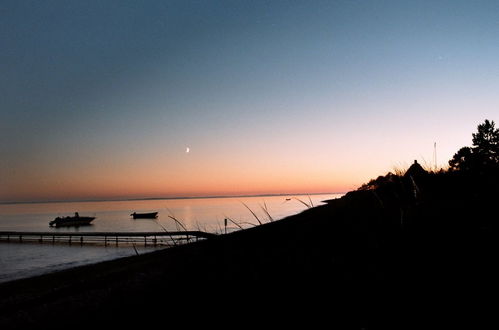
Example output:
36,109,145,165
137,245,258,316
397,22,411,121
1,0,499,201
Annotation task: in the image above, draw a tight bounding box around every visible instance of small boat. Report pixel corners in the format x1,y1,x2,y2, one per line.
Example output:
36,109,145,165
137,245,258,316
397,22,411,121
131,212,158,219
49,212,95,227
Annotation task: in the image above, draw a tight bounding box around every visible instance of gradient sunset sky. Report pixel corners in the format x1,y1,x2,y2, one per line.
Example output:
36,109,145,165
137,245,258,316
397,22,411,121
1,0,498,202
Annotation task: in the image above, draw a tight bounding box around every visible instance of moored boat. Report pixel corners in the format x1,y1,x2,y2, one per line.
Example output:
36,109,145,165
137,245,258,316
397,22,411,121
49,212,95,227
131,212,158,219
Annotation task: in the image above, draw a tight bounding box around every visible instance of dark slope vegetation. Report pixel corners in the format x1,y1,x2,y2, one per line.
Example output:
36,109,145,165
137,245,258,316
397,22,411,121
1,168,497,329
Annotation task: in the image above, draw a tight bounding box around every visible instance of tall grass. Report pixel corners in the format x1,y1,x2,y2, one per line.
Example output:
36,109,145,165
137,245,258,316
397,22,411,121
154,218,174,247
164,207,188,231
293,196,314,209
168,215,188,232
131,241,139,256
164,206,189,245
392,163,408,177
194,221,209,233
393,158,448,176
240,201,263,225
222,201,275,234
371,191,384,208
420,157,437,174
224,217,244,230
260,201,274,222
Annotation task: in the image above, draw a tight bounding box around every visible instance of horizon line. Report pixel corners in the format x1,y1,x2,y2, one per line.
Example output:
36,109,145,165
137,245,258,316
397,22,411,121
0,191,346,206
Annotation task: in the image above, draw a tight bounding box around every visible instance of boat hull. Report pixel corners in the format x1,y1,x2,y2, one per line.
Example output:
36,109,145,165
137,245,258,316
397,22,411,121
49,216,95,227
131,212,158,219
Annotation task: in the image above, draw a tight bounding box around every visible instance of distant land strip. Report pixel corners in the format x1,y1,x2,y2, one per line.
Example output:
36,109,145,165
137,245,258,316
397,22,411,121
0,192,345,205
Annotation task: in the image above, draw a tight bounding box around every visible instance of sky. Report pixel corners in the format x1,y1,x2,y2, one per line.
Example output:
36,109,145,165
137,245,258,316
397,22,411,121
1,0,499,202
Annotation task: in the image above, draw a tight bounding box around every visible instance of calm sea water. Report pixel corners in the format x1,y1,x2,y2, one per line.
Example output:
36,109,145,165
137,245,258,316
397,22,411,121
0,194,341,283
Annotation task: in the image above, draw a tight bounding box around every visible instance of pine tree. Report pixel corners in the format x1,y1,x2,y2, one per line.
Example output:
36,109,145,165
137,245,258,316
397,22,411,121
449,120,499,171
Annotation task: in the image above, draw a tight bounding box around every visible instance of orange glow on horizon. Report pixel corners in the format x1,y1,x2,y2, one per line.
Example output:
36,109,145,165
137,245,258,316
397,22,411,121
1,165,361,202
1,144,374,202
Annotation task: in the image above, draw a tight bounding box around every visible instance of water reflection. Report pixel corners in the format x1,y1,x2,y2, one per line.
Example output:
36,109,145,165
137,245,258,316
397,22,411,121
0,194,342,282
0,194,341,233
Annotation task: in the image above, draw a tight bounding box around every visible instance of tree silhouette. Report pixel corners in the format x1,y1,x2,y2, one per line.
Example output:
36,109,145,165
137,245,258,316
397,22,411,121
472,119,499,165
448,147,475,171
449,119,499,171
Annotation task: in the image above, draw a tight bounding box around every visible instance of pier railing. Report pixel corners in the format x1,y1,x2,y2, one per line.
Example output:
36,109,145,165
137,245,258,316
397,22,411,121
0,231,216,247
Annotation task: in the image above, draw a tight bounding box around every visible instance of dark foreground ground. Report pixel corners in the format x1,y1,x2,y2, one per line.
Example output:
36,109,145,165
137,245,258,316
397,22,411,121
0,173,497,329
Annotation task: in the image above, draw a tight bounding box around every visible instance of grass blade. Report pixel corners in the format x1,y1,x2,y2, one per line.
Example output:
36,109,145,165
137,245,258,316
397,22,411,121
308,195,314,208
168,215,188,232
240,202,262,225
293,197,312,209
260,201,274,222
225,217,244,229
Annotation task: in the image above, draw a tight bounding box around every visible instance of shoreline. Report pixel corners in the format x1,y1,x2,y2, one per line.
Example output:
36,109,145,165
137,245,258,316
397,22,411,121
0,194,340,284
